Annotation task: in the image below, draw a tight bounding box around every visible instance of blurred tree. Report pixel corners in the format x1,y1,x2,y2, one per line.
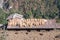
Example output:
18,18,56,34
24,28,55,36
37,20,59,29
2,0,59,19
0,9,8,24
57,0,60,18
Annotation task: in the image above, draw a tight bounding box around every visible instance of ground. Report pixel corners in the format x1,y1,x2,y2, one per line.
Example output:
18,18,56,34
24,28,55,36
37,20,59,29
0,30,60,40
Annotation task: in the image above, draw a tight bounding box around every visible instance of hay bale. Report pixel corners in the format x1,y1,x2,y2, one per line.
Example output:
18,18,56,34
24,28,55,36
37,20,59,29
22,20,27,27
22,22,26,27
7,18,47,28
26,20,31,27
8,22,11,26
39,19,42,25
41,19,47,25
19,20,23,27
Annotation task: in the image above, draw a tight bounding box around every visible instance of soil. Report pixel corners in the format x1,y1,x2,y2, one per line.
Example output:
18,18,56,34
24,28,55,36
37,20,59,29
0,30,60,40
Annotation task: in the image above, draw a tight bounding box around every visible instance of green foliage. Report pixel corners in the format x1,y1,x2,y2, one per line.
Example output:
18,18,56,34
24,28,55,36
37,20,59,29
18,0,59,19
0,9,8,24
24,11,33,19
1,0,60,24
32,7,42,18
57,0,60,18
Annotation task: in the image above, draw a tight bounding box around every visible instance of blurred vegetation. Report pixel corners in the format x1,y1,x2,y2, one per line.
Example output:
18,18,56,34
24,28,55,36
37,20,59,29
0,0,60,24
0,9,8,24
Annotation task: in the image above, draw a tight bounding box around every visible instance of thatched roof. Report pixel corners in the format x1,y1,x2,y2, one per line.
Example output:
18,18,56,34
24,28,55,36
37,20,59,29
7,13,24,20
